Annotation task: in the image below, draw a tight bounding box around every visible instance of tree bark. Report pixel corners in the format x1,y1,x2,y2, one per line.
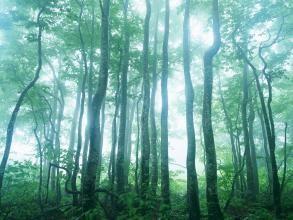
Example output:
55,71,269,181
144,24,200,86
183,0,201,219
150,0,159,197
248,96,259,195
236,28,282,216
67,70,82,174
81,3,95,187
0,7,45,204
71,0,88,206
140,0,151,201
241,55,255,201
161,0,171,207
135,96,141,195
82,0,110,210
124,99,136,187
218,76,240,193
202,0,223,219
257,107,272,193
116,0,130,195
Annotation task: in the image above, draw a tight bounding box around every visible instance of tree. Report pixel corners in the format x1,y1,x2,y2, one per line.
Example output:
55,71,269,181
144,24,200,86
182,0,201,219
82,0,110,209
140,0,151,201
161,0,170,207
150,0,160,197
116,0,130,195
202,0,223,219
0,5,46,204
241,45,256,201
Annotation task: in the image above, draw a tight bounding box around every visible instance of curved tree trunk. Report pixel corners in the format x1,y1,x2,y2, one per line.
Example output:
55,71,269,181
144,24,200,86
183,0,201,218
71,0,88,206
0,7,45,204
202,0,223,219
82,0,110,210
218,76,240,193
241,57,255,201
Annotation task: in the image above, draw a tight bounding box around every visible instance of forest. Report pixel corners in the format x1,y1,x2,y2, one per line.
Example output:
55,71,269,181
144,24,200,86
0,0,292,219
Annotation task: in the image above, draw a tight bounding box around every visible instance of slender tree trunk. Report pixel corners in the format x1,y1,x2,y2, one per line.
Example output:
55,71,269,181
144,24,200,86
140,0,151,200
125,99,136,187
202,0,223,219
183,0,201,218
257,107,272,193
96,100,106,185
0,8,45,204
54,83,64,205
281,122,288,195
241,57,255,201
82,0,110,210
108,73,120,195
82,4,95,186
49,75,58,194
248,97,259,195
161,0,171,207
116,0,130,195
67,64,82,174
135,97,141,195
150,0,159,197
31,103,44,214
236,34,282,217
218,77,240,193
108,48,122,193
71,1,88,205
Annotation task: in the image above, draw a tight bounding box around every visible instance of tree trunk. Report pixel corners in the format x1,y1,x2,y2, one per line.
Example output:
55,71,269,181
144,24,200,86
81,4,95,187
248,97,259,195
71,1,88,205
124,99,136,187
82,0,110,210
202,0,223,219
150,0,159,197
183,0,201,218
116,0,130,195
135,96,141,195
236,35,282,217
96,100,106,185
140,0,151,201
241,57,255,201
218,76,240,193
54,81,64,205
67,72,82,174
0,8,45,203
161,0,171,207
257,107,272,193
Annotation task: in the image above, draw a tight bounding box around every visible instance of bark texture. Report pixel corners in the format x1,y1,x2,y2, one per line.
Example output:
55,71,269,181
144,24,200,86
82,0,110,209
140,0,151,200
116,0,130,194
161,0,171,207
202,0,223,219
183,0,201,218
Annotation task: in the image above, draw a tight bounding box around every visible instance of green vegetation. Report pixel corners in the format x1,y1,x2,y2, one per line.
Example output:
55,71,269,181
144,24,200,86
0,0,292,219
